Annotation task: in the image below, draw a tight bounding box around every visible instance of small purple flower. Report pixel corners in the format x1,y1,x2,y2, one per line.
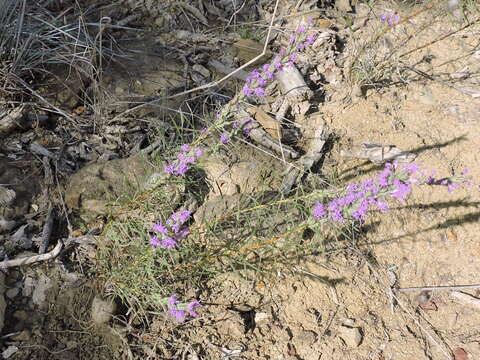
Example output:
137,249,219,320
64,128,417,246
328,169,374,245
258,78,267,87
243,85,254,97
264,71,274,80
388,14,400,25
176,161,189,175
171,209,192,224
402,163,419,175
305,34,317,46
194,148,204,158
152,223,168,235
251,70,261,79
150,236,161,248
351,199,369,220
262,64,270,71
164,163,175,175
186,300,201,317
254,87,265,97
168,295,179,307
220,133,230,144
312,202,326,219
307,18,314,25
296,25,306,34
376,200,389,212
161,237,177,249
289,35,297,44
180,144,190,152
380,13,400,26
169,309,187,322
390,179,411,202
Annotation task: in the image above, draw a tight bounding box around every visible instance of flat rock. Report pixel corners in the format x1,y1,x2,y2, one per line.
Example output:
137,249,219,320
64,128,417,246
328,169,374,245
65,155,163,221
339,325,363,347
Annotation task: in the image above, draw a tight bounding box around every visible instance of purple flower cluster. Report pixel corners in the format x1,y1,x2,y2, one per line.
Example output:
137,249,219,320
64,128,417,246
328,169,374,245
167,295,201,322
312,163,417,223
164,144,204,176
242,25,317,99
380,13,400,26
312,163,473,224
150,209,192,249
426,168,472,192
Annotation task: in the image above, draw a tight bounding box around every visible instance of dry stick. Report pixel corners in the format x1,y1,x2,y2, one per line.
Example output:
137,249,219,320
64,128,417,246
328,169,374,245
398,284,480,293
0,241,63,269
38,207,55,254
110,0,281,121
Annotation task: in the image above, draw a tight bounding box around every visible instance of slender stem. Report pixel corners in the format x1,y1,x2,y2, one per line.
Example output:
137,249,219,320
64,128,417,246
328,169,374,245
398,284,480,292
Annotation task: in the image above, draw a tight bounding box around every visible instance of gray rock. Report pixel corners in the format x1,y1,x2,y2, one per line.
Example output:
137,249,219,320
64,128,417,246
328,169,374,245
65,155,177,222
2,346,18,359
32,274,53,309
5,287,19,299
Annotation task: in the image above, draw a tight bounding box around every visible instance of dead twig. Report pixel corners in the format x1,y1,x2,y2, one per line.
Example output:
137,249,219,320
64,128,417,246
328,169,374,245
398,284,480,292
0,240,63,269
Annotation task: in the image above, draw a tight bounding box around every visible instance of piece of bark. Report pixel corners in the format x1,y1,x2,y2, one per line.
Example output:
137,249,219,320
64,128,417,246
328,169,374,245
236,109,299,159
38,207,55,254
247,107,281,141
0,106,27,136
340,143,416,163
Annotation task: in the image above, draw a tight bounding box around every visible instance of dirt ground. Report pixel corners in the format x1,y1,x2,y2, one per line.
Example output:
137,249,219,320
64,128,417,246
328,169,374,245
1,0,480,359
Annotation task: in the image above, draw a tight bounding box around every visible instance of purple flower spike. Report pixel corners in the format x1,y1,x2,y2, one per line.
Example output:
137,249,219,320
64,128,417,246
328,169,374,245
312,203,326,219
258,78,267,87
150,236,161,248
243,85,254,97
161,237,177,249
152,223,168,235
220,133,230,144
251,70,261,79
180,144,190,152
289,35,297,44
254,87,265,96
305,34,317,46
296,25,306,34
262,64,270,71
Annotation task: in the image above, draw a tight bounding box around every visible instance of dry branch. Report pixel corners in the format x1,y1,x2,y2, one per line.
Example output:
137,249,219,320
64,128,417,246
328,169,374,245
0,241,63,269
